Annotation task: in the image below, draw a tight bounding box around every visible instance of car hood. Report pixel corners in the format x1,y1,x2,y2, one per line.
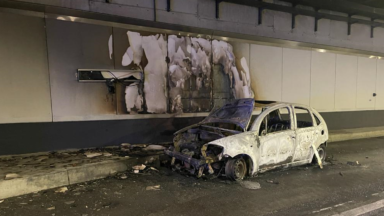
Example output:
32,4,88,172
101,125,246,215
200,98,254,129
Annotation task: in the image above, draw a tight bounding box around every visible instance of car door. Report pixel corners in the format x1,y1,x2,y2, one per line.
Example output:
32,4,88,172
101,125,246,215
292,106,318,162
256,106,296,172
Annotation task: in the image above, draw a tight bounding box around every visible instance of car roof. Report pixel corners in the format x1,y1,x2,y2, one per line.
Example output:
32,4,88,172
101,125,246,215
254,100,312,110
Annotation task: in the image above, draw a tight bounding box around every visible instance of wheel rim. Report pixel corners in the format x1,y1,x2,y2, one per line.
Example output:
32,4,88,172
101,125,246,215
234,160,246,179
318,148,324,161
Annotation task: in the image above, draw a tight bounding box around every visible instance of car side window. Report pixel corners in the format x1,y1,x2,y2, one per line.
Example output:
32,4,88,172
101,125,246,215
294,107,313,129
259,107,291,136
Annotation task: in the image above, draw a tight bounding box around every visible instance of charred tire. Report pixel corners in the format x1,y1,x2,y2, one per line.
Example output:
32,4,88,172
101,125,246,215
312,144,326,164
225,158,247,181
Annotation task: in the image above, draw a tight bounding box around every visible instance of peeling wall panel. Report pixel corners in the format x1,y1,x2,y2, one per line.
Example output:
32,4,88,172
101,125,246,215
0,12,52,124
282,48,311,105
250,44,282,101
356,57,377,110
335,54,358,111
168,35,212,113
310,51,336,111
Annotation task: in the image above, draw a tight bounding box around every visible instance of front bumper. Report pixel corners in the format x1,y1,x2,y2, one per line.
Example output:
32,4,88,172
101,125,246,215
164,149,216,168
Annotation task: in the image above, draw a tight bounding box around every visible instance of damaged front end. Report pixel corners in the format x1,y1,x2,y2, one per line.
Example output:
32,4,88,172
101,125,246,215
165,98,254,178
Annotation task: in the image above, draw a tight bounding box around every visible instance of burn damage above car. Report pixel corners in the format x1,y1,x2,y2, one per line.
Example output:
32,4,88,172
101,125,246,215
165,98,329,181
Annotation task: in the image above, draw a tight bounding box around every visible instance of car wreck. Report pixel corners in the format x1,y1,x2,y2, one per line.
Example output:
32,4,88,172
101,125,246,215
165,98,329,181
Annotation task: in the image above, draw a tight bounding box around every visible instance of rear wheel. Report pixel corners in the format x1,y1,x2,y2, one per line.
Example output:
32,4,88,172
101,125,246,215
313,144,326,164
225,157,247,181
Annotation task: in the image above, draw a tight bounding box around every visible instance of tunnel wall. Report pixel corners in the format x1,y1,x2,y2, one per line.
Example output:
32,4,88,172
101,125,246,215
2,2,384,155
7,0,384,54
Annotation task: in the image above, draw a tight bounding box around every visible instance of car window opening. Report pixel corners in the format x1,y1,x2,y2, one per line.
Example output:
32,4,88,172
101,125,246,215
259,107,291,135
295,107,313,128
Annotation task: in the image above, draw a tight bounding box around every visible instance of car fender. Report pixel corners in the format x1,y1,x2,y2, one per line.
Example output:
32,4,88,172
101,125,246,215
207,131,259,175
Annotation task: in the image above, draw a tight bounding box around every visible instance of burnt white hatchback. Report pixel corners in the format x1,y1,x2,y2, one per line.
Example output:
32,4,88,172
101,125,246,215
165,98,329,181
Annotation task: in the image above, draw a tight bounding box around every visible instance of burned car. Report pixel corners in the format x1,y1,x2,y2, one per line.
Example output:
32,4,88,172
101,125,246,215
165,98,328,180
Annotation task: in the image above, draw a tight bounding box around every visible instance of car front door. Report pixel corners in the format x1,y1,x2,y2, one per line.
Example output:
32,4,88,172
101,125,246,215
256,106,296,172
292,106,317,162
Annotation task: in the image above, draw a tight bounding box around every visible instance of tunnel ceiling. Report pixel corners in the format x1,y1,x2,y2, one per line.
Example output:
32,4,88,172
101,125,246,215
345,0,384,9
215,0,384,37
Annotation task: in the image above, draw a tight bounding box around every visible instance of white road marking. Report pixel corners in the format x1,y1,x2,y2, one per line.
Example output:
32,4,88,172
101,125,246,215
332,199,384,216
312,207,333,213
312,201,354,214
334,201,354,208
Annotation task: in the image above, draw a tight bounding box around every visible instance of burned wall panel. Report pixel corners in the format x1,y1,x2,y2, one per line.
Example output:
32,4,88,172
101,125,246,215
113,28,168,114
212,39,254,109
168,35,212,113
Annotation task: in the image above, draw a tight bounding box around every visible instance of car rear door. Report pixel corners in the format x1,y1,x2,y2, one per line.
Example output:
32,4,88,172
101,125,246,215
292,106,317,162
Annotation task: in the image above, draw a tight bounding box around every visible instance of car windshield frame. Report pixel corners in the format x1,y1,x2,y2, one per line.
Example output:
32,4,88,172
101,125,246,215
200,98,255,130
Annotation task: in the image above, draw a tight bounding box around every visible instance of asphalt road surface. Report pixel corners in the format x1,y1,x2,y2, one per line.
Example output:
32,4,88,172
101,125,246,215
1,137,384,216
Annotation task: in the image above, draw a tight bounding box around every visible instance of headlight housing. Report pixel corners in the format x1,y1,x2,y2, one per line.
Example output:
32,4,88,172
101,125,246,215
202,144,224,160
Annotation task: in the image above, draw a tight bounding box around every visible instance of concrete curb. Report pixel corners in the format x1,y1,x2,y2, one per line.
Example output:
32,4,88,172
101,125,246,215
329,127,384,143
0,155,159,200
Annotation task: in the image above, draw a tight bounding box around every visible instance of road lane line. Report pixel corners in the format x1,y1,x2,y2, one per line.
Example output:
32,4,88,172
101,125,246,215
332,199,384,216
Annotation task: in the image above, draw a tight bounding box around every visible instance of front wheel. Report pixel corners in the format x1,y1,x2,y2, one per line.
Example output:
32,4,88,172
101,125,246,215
312,144,326,164
225,158,247,181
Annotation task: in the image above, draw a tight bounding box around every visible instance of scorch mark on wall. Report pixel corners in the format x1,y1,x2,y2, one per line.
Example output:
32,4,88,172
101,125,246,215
121,31,168,114
168,35,212,113
212,40,254,99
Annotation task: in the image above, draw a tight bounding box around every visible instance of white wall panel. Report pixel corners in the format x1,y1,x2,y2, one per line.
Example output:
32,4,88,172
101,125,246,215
0,13,52,124
375,59,384,109
335,54,358,110
282,48,310,105
310,51,336,111
356,57,377,110
250,44,282,101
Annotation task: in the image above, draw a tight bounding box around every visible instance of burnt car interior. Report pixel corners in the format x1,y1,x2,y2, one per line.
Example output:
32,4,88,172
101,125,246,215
294,107,314,128
259,107,291,135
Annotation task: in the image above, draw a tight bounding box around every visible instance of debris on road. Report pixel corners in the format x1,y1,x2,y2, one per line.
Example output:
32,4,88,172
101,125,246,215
347,161,360,166
120,143,131,152
148,167,159,172
0,200,4,204
54,187,68,193
239,181,261,190
132,164,146,172
339,172,343,176
146,185,161,191
266,179,279,184
115,173,128,180
47,206,55,211
4,173,20,180
65,201,75,205
84,152,103,158
143,145,166,151
103,153,112,157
